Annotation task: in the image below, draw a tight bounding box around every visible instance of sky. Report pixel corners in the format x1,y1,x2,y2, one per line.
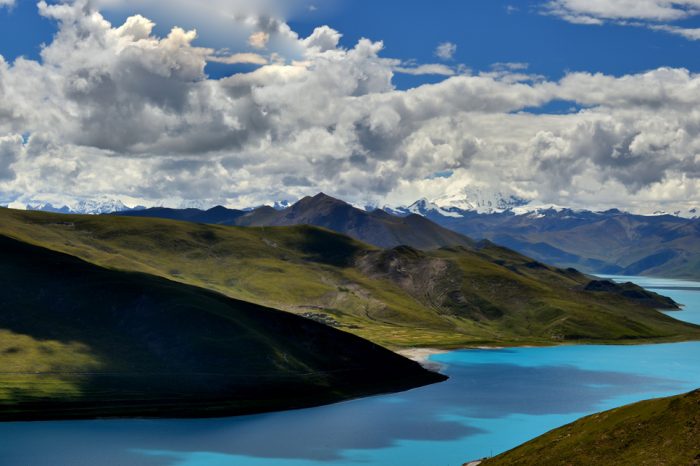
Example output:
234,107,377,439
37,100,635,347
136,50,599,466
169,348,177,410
1,0,700,211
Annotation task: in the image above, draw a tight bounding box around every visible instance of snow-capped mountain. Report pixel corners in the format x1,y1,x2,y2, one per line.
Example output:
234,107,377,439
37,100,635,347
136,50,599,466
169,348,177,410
13,198,138,215
388,188,532,218
386,198,464,218
433,187,530,214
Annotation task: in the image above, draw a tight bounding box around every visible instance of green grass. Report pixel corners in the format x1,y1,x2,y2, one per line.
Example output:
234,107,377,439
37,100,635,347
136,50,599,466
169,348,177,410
481,389,700,466
0,234,443,420
1,208,699,349
0,330,101,402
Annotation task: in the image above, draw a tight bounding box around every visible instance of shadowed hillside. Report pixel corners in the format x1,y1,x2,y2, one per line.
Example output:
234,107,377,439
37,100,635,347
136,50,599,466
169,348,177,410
0,235,444,421
1,208,698,348
481,389,700,466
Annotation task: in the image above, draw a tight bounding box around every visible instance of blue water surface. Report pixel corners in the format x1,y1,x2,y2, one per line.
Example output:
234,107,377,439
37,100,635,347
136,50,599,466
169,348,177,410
1,277,700,466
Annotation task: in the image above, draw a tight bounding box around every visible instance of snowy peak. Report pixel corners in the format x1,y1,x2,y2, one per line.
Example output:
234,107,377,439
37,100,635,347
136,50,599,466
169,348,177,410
389,188,532,218
433,188,530,214
407,198,464,218
16,198,137,215
384,198,462,218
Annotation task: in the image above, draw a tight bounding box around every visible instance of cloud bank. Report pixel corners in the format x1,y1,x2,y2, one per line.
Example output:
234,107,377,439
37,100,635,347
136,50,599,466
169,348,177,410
0,0,699,212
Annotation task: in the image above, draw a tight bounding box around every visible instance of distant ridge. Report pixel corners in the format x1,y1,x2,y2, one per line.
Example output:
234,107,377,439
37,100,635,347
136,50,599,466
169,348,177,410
116,193,475,250
25,191,700,278
118,205,247,224
395,203,700,279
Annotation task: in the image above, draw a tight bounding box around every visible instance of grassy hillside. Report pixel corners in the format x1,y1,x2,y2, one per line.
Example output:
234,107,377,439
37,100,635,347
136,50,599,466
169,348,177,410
0,235,443,421
1,208,698,348
481,389,700,466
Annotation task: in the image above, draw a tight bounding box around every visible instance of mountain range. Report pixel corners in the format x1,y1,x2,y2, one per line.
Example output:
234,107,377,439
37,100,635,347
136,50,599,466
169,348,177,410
109,191,700,279
10,190,700,279
396,200,700,279
115,193,475,250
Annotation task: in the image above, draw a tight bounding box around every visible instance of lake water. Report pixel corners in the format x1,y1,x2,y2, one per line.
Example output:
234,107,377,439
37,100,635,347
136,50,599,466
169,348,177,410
2,276,700,466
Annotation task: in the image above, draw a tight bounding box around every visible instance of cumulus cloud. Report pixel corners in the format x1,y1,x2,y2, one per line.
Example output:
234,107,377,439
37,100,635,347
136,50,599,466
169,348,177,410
545,0,700,40
1,1,700,213
0,0,14,8
301,25,342,53
248,31,270,49
434,42,457,60
0,135,22,181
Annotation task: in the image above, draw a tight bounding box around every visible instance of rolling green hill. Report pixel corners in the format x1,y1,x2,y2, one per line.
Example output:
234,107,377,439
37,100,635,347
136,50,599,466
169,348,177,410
480,389,700,466
1,207,698,348
0,234,443,421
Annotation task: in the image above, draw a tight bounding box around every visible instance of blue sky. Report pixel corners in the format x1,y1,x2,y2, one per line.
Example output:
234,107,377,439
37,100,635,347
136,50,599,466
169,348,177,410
3,0,700,87
294,0,700,87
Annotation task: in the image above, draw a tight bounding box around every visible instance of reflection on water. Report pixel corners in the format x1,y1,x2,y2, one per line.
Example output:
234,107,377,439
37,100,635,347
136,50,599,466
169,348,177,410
1,277,700,466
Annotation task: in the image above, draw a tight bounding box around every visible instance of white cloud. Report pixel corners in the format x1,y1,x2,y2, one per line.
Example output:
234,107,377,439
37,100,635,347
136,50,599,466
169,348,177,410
248,31,270,49
546,0,700,22
0,0,15,8
545,0,700,40
434,42,457,60
1,2,700,213
0,134,22,181
301,25,342,53
394,63,455,76
648,23,700,40
208,52,268,65
492,62,529,71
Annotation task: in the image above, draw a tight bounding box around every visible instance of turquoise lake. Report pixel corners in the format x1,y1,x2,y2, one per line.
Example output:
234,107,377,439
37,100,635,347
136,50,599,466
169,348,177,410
2,276,700,466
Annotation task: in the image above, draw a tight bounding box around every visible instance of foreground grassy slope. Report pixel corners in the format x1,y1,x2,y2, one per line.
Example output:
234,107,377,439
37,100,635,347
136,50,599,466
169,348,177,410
1,208,698,348
0,235,443,421
481,389,700,466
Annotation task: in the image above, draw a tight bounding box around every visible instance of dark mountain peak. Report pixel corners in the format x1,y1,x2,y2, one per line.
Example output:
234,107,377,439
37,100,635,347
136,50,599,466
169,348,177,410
295,192,348,208
600,208,624,215
206,205,231,213
115,204,244,225
313,192,334,200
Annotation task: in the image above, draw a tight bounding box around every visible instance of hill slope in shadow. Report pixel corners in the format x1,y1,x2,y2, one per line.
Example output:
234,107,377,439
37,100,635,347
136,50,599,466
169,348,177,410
0,235,444,421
